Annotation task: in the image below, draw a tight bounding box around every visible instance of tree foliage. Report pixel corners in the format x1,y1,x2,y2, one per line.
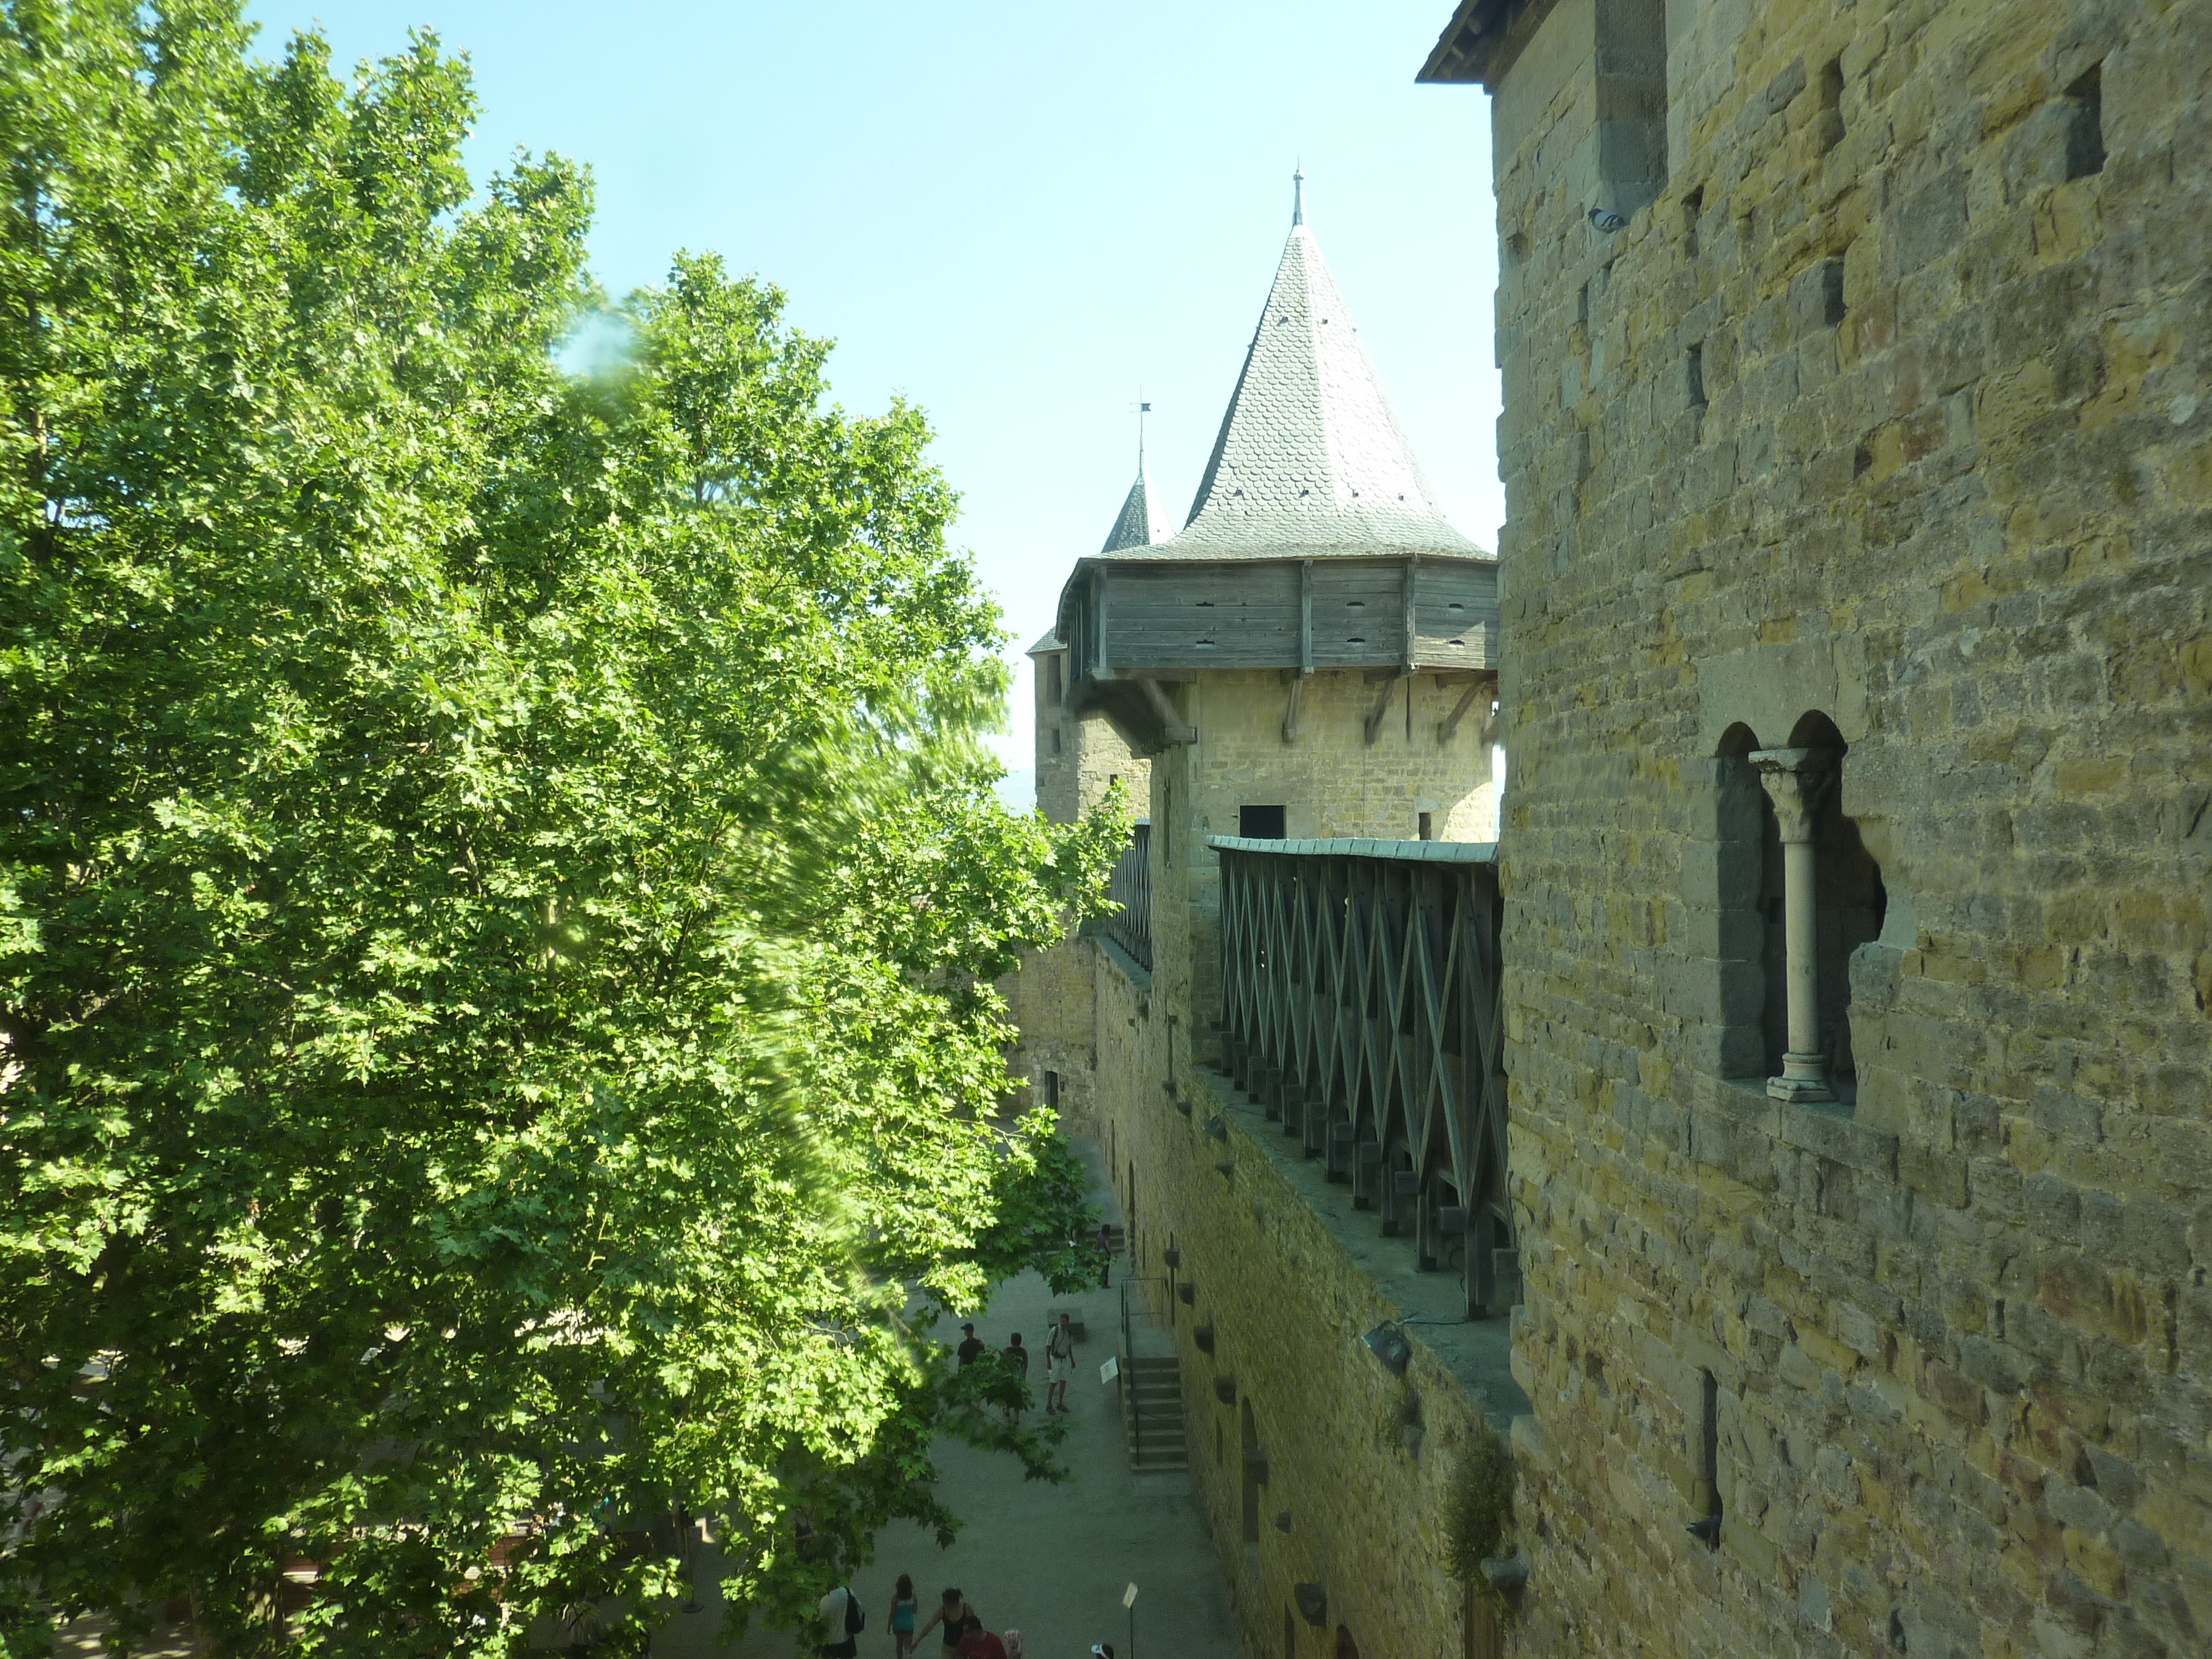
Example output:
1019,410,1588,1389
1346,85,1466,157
0,3,1125,1652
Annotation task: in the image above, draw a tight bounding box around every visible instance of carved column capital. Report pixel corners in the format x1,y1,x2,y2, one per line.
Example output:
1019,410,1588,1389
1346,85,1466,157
1750,748,1836,844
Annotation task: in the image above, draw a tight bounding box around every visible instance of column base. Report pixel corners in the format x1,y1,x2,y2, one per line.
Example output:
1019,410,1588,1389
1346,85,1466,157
1767,1056,1835,1105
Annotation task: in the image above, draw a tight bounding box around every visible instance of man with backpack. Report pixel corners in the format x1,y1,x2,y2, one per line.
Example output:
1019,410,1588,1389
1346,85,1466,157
817,1581,865,1658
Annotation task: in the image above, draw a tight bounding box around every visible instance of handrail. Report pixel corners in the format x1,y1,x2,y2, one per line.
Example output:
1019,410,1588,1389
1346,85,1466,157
1207,834,1496,863
1118,1275,1168,1464
1213,842,1513,1316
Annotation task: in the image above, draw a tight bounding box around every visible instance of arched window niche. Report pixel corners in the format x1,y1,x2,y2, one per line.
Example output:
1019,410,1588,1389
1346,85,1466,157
1700,716,1886,1107
1749,712,1887,1107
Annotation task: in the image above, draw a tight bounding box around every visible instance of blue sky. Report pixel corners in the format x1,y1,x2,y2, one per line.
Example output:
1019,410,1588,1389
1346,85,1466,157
243,1,1501,784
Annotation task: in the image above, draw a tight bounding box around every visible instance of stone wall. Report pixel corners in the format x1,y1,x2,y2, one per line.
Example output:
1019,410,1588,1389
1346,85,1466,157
1005,648,1150,1129
1093,947,1500,1659
1034,645,1150,829
1478,1,2210,1655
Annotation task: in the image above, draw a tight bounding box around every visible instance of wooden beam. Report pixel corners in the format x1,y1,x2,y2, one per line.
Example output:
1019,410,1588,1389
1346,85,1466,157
1281,674,1305,744
1438,675,1490,746
1361,673,1403,747
1138,676,1196,746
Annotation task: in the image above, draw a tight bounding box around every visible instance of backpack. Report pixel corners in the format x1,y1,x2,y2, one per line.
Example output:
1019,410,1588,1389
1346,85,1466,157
845,1588,866,1634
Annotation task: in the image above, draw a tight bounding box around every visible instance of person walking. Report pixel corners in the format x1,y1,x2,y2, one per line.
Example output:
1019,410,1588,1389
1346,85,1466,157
1043,1312,1074,1415
816,1582,863,1658
888,1574,918,1659
1000,1332,1030,1424
955,1323,985,1369
912,1586,980,1654
1096,1220,1114,1288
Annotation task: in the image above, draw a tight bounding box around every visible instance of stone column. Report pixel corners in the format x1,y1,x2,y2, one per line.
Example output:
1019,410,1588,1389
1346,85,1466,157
1751,748,1836,1104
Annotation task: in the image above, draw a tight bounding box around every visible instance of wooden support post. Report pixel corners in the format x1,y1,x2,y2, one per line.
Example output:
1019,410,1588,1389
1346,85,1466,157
1403,554,1420,669
1303,1093,1328,1159
1471,1204,1498,1317
1299,560,1314,677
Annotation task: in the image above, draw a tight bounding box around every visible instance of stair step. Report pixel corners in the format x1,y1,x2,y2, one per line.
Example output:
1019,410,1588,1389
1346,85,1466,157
1119,1344,1190,1476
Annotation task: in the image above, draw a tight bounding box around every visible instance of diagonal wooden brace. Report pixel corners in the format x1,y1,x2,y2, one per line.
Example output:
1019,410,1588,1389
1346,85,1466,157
1361,673,1403,747
1281,673,1308,744
1438,676,1488,746
1138,676,1197,746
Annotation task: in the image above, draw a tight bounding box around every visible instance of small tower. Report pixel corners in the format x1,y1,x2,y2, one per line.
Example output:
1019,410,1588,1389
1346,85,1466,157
1054,183,1499,1032
1002,455,1165,1133
1029,449,1164,825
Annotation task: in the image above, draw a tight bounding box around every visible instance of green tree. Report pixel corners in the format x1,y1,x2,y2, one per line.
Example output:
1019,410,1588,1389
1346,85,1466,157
0,3,1125,1653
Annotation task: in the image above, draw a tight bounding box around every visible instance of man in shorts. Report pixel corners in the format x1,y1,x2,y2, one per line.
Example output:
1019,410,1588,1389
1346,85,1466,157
1043,1312,1075,1415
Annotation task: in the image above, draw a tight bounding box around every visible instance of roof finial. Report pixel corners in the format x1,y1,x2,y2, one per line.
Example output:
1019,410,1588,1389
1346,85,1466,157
1292,166,1304,227
1138,398,1151,465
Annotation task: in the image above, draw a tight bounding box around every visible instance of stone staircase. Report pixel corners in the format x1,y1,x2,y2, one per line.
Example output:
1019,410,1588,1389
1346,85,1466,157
1121,1353,1190,1474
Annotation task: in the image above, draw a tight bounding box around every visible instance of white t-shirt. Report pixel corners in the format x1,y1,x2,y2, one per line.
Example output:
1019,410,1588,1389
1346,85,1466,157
818,1585,852,1627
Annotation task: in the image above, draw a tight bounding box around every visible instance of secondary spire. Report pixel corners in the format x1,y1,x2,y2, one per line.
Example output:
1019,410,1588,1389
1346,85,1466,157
1292,166,1304,226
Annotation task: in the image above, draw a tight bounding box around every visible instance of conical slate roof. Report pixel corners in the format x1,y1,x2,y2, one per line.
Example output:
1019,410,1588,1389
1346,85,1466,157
1116,210,1482,563
1100,461,1165,552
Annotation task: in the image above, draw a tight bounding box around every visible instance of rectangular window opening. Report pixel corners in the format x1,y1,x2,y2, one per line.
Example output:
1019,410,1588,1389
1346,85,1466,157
1817,59,1845,152
1694,1366,1723,1547
1682,187,1703,258
1594,0,1669,218
2065,63,2106,179
1687,343,1706,410
1239,803,1287,840
1050,726,1063,756
1042,1070,1061,1110
1418,812,1434,842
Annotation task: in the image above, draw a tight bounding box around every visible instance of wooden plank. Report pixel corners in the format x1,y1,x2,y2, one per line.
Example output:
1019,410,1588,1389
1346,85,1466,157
1299,560,1314,676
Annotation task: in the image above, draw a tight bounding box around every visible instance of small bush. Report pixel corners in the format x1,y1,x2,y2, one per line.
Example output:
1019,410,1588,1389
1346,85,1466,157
1443,1418,1518,1608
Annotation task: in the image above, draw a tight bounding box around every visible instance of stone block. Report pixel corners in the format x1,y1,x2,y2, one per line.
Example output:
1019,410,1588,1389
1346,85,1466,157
1900,1139,1969,1207
1895,169,1968,273
1776,1102,1899,1180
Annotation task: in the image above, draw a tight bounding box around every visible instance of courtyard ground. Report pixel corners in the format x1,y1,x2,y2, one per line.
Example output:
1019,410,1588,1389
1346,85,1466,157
647,1138,1237,1659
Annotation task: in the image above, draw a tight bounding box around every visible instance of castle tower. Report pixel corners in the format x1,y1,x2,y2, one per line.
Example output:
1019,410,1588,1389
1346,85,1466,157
1002,461,1164,1133
1054,182,1499,1041
1028,454,1162,826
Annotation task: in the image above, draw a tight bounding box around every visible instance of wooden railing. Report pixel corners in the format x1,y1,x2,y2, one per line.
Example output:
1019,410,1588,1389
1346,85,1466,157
1210,836,1513,1316
1102,821,1153,972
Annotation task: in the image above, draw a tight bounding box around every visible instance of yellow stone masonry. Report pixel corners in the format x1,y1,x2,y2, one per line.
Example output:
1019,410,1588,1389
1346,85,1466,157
1475,1,2210,1655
